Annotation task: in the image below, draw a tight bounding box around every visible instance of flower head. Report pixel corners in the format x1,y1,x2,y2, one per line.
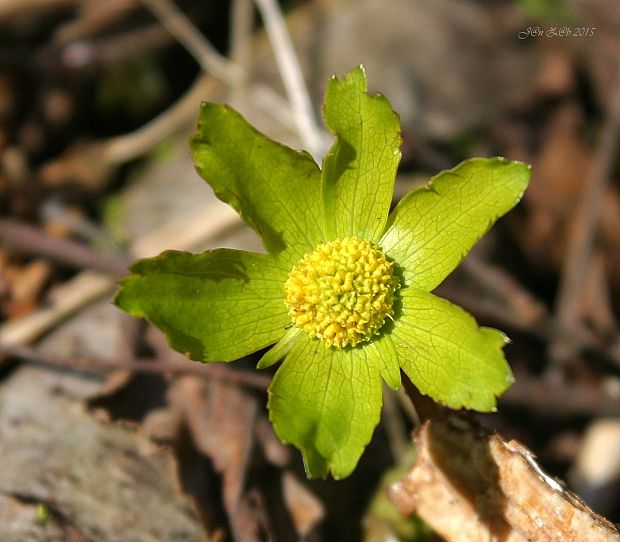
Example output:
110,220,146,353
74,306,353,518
284,236,398,348
115,67,531,479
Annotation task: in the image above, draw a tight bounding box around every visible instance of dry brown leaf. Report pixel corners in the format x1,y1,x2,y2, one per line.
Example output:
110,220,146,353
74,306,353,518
2,258,51,318
171,376,260,542
517,103,591,272
516,102,620,295
142,405,183,443
255,414,290,468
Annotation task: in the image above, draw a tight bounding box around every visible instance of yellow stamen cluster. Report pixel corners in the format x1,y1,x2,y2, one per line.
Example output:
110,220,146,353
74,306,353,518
284,236,399,348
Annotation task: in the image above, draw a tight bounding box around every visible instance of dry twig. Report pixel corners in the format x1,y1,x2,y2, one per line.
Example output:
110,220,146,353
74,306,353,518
253,0,328,158
229,0,254,104
462,256,548,330
59,24,173,70
0,0,74,19
41,74,221,189
503,370,620,417
0,219,130,276
1,344,270,389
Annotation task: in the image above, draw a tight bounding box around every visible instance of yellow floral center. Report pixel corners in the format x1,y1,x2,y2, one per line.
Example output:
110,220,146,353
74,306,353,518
284,236,399,348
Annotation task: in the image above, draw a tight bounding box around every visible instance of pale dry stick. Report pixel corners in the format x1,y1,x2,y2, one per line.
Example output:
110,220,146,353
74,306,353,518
130,203,240,258
0,271,113,349
229,0,254,105
252,82,300,127
551,64,620,367
43,58,294,188
41,73,221,189
61,23,173,70
103,74,220,165
0,204,242,349
253,0,329,159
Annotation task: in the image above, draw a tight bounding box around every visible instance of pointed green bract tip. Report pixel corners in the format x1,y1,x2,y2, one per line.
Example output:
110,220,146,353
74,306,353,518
321,65,402,241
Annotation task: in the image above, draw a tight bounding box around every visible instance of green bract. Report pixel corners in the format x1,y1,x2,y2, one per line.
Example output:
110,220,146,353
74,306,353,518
114,67,531,479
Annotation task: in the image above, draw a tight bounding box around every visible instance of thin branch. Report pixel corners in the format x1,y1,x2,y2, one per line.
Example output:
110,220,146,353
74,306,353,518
53,0,141,45
0,271,114,349
60,24,173,70
1,345,270,390
253,0,328,158
0,0,74,19
396,387,421,426
40,73,221,188
0,219,131,277
462,256,547,329
229,0,254,104
251,83,299,127
503,370,620,418
103,73,220,165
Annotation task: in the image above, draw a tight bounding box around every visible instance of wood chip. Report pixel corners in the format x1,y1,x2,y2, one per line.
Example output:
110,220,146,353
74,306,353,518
389,415,620,542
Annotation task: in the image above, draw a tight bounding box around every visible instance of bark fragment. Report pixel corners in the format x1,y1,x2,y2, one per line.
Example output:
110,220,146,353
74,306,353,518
389,415,620,542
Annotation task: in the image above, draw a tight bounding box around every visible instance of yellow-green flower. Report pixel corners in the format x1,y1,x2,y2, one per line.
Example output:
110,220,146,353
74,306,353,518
115,67,531,479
